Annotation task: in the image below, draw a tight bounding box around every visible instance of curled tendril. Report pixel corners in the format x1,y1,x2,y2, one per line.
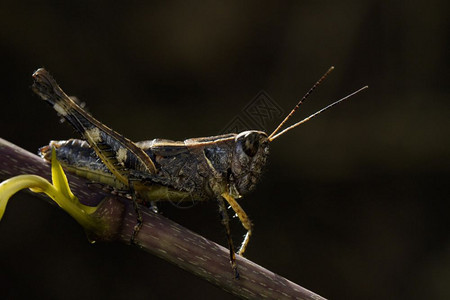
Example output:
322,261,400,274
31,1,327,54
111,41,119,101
0,148,104,232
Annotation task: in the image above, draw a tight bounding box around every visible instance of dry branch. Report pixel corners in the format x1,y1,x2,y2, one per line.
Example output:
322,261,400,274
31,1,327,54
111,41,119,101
0,138,326,300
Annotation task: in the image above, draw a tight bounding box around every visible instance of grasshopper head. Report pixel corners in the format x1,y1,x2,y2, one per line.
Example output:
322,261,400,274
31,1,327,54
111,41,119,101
232,131,269,195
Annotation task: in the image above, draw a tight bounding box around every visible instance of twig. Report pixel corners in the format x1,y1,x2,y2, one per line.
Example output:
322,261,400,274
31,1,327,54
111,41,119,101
0,138,326,300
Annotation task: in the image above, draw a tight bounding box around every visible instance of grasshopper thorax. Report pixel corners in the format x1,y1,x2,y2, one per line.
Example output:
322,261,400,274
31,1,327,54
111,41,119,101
231,131,269,195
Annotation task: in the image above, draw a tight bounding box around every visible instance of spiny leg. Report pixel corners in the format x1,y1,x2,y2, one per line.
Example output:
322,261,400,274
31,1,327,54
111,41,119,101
129,180,143,245
221,192,253,256
32,69,157,245
32,68,157,186
217,196,239,279
149,201,159,214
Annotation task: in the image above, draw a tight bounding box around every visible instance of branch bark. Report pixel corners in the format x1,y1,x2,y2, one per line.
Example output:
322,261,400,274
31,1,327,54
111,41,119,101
0,138,326,300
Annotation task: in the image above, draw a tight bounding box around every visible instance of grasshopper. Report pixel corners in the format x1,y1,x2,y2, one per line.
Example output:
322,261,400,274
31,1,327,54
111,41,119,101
32,67,367,278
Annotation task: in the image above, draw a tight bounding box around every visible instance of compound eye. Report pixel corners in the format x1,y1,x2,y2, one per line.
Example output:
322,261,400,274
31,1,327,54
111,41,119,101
243,133,260,157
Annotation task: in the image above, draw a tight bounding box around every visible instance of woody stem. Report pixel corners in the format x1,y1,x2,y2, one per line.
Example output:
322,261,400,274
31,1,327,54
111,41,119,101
0,138,325,300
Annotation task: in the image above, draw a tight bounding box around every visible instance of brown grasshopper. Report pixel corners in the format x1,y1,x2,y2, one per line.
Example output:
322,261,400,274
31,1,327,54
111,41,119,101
32,67,367,278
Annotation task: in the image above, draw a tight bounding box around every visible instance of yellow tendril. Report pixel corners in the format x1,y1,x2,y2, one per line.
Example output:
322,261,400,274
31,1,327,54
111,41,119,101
0,148,104,232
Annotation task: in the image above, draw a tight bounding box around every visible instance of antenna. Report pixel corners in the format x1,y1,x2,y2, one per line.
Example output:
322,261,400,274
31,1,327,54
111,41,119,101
268,86,368,142
267,66,335,140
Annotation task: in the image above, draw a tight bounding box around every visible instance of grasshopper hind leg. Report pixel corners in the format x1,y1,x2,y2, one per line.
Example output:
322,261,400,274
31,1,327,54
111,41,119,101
129,180,143,245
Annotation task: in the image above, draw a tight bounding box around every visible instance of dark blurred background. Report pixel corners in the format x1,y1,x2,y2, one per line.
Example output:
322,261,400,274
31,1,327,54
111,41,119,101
0,1,449,299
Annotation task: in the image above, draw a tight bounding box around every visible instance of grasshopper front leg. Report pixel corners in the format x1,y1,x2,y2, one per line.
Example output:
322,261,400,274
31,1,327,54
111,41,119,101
221,192,253,256
217,193,253,279
216,196,239,279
